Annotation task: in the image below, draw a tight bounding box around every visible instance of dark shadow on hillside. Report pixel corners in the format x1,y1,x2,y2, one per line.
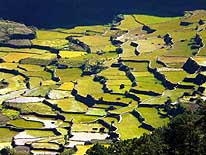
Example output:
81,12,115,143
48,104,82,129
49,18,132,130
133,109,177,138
1,0,206,29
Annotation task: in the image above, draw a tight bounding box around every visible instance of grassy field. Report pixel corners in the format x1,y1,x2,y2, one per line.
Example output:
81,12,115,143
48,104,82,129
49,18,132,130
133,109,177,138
115,113,150,140
0,10,205,153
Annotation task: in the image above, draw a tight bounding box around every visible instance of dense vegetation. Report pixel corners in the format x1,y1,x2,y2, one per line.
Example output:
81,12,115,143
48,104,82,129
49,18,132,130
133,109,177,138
86,99,206,155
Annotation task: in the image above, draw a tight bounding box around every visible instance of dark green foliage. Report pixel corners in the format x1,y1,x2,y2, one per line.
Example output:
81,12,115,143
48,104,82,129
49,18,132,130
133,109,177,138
86,144,110,155
86,101,206,155
0,147,30,155
81,61,107,75
60,149,76,155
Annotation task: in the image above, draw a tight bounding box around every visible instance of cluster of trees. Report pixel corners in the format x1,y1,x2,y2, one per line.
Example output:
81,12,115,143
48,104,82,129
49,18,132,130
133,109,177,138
86,99,206,155
81,60,107,75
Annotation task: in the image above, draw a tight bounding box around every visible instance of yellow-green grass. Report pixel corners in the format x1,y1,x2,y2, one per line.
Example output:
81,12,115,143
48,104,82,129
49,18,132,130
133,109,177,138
35,30,69,40
169,30,196,42
56,68,82,82
0,47,49,54
72,123,107,132
143,88,193,105
24,71,52,80
164,41,196,57
56,25,108,34
158,56,187,68
117,15,142,30
108,85,131,94
132,75,165,94
86,108,107,116
24,85,58,97
99,68,126,76
30,53,57,60
106,79,131,86
0,75,26,95
41,80,57,86
1,109,20,119
104,75,128,80
59,51,87,58
0,142,11,150
32,39,68,48
109,104,137,115
160,70,188,84
19,64,44,71
76,35,113,53
198,29,206,56
56,128,68,135
122,49,166,69
7,102,57,116
62,113,99,123
75,145,93,155
47,98,88,113
198,48,206,56
133,14,180,25
115,113,150,140
193,57,206,66
0,72,14,81
2,53,38,63
134,94,154,102
100,93,135,105
137,37,164,53
19,58,52,66
0,52,7,57
0,90,25,105
25,130,55,137
100,116,119,124
181,10,206,23
37,135,66,145
76,76,103,98
28,77,43,88
121,41,136,57
106,78,131,94
0,62,18,70
0,128,18,142
132,71,152,77
58,82,74,91
47,89,70,99
137,107,169,128
31,142,60,150
8,118,44,129
148,18,182,36
124,62,148,72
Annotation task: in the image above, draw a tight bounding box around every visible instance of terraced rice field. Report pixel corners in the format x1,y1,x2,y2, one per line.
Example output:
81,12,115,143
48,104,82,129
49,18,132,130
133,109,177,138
0,10,206,154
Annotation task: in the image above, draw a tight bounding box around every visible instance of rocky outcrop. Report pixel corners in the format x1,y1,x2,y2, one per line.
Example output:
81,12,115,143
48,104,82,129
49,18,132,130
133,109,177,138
0,20,35,47
66,37,91,53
